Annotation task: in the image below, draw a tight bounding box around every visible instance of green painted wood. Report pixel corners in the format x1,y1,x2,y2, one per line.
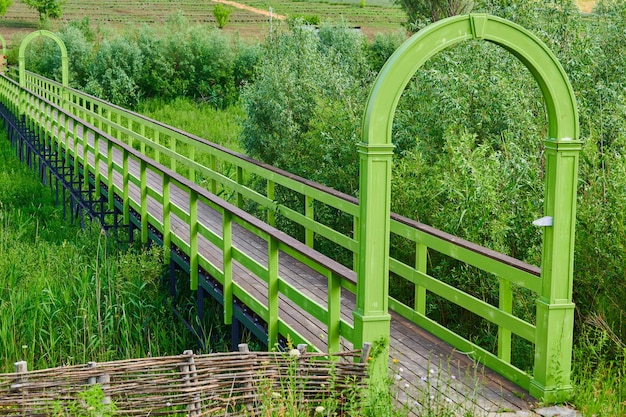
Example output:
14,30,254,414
305,195,314,248
122,149,130,225
163,174,171,266
268,237,279,348
414,242,427,316
223,211,233,325
267,179,275,226
277,279,328,325
190,189,199,290
232,247,268,282
140,159,148,244
390,258,536,343
107,141,114,210
327,272,341,353
390,219,542,292
498,278,513,363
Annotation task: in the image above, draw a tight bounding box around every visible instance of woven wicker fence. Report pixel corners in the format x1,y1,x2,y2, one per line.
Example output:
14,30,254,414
0,344,370,416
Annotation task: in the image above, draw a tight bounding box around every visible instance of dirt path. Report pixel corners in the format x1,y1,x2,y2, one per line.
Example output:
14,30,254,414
212,0,286,20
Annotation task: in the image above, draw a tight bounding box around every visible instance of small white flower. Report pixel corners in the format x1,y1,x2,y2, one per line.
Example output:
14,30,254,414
272,392,282,399
395,374,402,381
398,367,403,373
166,402,171,407
289,349,301,357
315,406,325,414
404,383,410,389
451,375,456,379
429,369,435,374
430,395,435,400
420,376,427,382
445,398,453,403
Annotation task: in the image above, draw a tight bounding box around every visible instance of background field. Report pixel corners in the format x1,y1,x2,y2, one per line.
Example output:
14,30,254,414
0,0,406,44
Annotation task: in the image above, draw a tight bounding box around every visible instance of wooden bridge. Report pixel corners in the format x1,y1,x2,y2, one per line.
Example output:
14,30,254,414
0,14,582,415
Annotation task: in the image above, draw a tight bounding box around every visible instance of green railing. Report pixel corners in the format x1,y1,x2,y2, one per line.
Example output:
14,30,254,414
1,72,356,354
17,70,541,389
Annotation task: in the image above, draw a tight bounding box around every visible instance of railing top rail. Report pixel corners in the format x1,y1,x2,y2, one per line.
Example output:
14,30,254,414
10,73,357,286
15,69,540,281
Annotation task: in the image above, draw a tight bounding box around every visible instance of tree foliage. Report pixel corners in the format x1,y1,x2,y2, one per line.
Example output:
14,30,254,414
0,0,13,16
22,0,65,26
396,0,473,31
213,4,232,29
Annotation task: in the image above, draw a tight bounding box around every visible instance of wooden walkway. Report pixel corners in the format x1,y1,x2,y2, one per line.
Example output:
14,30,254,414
63,120,536,415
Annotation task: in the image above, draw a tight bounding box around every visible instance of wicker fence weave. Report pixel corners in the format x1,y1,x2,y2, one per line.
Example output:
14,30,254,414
0,347,369,416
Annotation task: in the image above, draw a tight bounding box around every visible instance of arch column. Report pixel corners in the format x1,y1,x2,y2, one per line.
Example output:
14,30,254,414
357,13,581,402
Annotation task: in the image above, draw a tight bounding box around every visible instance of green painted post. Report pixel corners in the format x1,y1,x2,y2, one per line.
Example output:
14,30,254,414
267,180,275,226
210,154,218,195
353,139,393,380
122,150,130,225
236,166,244,209
171,136,177,172
305,195,314,248
189,142,196,183
498,278,512,363
140,159,148,244
414,243,427,315
139,123,146,154
267,236,279,348
358,14,580,399
531,139,581,402
82,129,89,189
352,216,359,271
190,189,199,290
162,175,171,265
154,130,161,164
327,271,341,353
107,141,114,211
223,210,233,325
72,121,79,177
94,131,101,198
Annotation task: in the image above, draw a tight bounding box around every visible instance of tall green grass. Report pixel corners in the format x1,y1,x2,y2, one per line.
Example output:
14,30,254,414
0,130,201,372
138,98,245,153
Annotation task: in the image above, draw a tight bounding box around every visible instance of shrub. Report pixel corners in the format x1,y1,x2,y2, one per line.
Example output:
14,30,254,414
213,4,232,29
84,36,144,108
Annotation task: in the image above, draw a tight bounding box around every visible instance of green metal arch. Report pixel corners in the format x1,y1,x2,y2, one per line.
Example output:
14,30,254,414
18,30,69,88
362,13,579,145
